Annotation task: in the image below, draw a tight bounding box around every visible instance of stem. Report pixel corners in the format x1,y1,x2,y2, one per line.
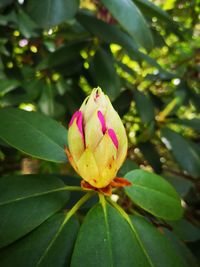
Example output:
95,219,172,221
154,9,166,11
63,185,83,191
36,192,93,266
64,192,93,223
156,97,180,122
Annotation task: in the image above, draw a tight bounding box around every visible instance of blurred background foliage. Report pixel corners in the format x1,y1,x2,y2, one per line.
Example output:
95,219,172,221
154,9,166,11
0,0,200,262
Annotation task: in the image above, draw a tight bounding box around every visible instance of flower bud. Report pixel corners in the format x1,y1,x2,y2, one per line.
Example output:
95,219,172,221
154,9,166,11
67,87,128,188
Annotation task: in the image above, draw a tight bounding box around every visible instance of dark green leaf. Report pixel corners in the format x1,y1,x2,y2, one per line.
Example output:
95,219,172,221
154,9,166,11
113,89,133,116
131,215,188,267
169,219,200,242
37,43,83,70
17,9,38,38
0,108,67,162
161,128,200,178
77,11,163,70
134,90,155,124
26,0,80,28
0,174,70,248
71,202,152,267
101,0,153,51
164,174,193,197
133,0,179,30
0,0,14,8
164,229,199,267
0,79,19,96
138,141,162,173
0,213,79,267
125,169,183,220
90,48,121,100
118,158,139,177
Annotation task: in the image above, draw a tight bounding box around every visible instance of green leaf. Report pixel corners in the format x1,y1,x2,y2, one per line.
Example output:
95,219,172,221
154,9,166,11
134,90,155,124
90,48,121,100
71,202,152,267
0,174,70,248
26,0,80,28
0,108,67,162
0,213,79,267
101,0,153,51
125,169,183,220
0,79,19,96
161,128,200,177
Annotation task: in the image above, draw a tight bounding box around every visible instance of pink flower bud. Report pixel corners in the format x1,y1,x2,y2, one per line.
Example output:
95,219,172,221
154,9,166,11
67,87,128,188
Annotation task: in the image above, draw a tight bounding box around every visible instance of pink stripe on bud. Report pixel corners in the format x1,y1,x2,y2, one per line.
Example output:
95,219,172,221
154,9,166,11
69,110,84,140
69,111,79,127
77,112,84,138
108,128,118,149
98,110,106,134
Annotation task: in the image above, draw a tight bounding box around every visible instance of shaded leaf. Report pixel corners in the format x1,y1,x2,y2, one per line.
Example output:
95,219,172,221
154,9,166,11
164,229,199,267
90,48,120,100
138,141,162,173
134,90,155,124
161,128,200,178
0,213,79,267
164,174,193,197
118,158,139,177
169,219,200,242
0,79,19,96
26,0,80,28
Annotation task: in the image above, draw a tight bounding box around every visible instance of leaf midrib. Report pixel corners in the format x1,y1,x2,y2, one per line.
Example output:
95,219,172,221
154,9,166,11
127,182,179,201
0,186,67,206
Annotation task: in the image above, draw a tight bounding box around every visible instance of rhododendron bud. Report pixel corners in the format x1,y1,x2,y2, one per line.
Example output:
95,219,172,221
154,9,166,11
67,87,128,189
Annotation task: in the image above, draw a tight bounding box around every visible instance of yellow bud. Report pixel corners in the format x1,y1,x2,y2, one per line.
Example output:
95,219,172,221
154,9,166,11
67,87,128,188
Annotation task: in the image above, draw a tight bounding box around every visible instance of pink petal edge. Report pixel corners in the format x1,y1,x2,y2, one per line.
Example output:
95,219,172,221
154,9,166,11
69,111,84,141
108,128,118,149
97,110,106,134
69,111,79,127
